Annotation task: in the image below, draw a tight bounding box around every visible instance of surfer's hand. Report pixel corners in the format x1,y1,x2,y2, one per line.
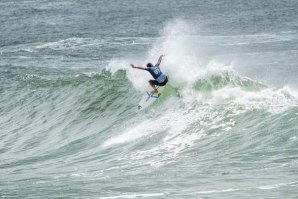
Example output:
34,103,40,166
130,64,135,68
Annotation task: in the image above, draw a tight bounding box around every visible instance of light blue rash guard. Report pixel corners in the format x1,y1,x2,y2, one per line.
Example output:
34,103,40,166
145,64,166,83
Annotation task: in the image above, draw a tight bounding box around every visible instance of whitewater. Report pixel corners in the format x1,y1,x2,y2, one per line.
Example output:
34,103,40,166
1,0,298,198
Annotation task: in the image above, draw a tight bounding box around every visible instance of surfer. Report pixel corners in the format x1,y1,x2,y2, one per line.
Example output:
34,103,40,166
130,55,168,94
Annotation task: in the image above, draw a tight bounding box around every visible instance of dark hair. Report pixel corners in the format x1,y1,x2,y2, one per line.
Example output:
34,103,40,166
147,63,153,67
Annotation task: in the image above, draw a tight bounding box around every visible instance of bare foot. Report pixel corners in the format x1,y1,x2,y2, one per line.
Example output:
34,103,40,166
151,90,158,95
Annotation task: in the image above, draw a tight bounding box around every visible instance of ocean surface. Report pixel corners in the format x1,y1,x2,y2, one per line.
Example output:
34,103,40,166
1,0,298,198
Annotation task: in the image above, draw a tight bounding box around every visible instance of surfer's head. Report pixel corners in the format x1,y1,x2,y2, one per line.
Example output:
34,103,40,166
147,63,153,68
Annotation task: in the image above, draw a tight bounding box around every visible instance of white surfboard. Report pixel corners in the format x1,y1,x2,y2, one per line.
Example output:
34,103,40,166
138,86,165,110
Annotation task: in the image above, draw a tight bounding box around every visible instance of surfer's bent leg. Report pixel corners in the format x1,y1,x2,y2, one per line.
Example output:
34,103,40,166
149,80,158,94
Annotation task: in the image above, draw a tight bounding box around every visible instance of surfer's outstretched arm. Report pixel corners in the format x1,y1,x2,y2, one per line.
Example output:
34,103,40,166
156,54,165,65
130,64,146,70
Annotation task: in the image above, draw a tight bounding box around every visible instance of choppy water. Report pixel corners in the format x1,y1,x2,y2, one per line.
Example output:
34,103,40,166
1,0,298,198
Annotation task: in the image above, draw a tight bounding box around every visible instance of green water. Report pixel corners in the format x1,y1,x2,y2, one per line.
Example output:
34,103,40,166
1,0,298,198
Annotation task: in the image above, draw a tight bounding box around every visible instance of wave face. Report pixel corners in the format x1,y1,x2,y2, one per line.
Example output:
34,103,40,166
1,0,298,198
2,68,298,198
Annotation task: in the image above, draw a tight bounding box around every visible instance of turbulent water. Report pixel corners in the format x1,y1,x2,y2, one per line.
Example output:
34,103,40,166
1,0,298,198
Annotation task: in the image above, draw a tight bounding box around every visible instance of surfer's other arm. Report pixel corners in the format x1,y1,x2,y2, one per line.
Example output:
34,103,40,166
130,64,146,70
156,54,165,65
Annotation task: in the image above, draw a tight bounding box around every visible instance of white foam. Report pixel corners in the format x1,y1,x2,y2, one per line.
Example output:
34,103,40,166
104,20,297,145
195,188,240,194
148,20,205,86
209,86,297,113
289,136,297,141
102,117,166,148
36,38,88,50
101,113,168,148
123,110,206,167
257,181,298,190
99,193,164,199
282,85,298,99
35,37,149,51
105,19,211,90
